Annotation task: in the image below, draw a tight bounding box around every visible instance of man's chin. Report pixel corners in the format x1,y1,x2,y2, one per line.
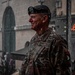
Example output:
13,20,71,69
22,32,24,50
31,27,36,31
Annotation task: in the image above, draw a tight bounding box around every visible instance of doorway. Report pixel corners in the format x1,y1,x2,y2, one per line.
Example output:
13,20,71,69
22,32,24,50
2,6,15,53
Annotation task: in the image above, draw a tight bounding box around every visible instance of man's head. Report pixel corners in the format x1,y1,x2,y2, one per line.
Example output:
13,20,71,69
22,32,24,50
28,5,51,31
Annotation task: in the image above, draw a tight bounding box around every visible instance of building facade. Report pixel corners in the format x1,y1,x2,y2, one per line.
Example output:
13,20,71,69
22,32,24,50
55,0,75,60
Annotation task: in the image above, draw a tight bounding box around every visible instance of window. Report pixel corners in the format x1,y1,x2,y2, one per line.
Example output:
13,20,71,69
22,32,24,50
56,0,62,8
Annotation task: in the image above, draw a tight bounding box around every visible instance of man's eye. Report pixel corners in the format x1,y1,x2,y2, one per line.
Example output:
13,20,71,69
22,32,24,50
31,16,35,18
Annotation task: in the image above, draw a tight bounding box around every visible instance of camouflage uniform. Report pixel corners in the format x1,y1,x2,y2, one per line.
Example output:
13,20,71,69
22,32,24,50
20,28,71,75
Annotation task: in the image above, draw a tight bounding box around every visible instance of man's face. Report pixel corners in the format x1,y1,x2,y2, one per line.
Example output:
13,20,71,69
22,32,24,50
29,14,44,31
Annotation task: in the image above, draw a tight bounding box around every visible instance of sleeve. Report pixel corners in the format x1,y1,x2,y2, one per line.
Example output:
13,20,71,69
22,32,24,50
49,39,71,75
19,53,30,75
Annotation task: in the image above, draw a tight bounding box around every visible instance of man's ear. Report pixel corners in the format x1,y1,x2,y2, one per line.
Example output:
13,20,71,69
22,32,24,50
42,15,48,23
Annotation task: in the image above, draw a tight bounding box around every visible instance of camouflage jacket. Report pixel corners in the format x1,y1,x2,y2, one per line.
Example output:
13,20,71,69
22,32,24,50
20,28,71,75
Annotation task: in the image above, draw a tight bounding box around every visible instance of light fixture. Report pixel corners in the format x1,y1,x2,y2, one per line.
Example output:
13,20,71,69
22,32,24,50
37,0,45,5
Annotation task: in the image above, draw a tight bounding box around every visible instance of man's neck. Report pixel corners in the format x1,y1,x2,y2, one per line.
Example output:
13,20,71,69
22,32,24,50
36,26,48,35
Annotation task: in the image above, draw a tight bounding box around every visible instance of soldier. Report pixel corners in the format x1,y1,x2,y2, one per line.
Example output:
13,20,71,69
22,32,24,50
20,5,71,75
